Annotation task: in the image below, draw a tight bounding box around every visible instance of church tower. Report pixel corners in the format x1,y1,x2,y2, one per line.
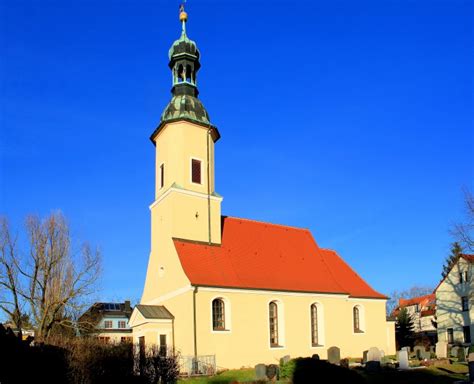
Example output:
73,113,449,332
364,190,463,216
141,6,222,302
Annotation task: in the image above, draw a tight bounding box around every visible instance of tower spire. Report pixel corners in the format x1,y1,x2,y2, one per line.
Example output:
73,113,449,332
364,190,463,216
179,3,188,36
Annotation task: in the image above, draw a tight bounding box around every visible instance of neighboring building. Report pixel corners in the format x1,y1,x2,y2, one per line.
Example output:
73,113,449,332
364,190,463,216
435,255,474,346
80,301,133,343
129,6,396,369
392,294,436,344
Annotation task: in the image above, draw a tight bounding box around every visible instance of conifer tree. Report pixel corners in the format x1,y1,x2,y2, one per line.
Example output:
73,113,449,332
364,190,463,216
442,242,463,278
395,307,415,348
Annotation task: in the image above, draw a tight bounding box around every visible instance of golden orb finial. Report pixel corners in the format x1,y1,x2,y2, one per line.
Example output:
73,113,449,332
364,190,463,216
179,4,188,23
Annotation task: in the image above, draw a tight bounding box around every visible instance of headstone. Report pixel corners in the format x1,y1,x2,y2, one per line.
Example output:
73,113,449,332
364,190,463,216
365,361,381,373
451,346,459,358
362,350,368,363
327,346,341,365
414,346,424,360
421,350,431,360
255,364,267,380
280,355,291,365
397,350,409,370
429,346,435,353
340,358,349,369
367,347,382,362
436,341,447,359
457,347,466,362
401,346,410,353
266,364,279,381
380,350,385,359
468,352,474,382
311,354,320,360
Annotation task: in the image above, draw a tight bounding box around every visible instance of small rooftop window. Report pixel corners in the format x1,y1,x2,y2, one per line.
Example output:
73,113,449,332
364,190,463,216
104,303,121,311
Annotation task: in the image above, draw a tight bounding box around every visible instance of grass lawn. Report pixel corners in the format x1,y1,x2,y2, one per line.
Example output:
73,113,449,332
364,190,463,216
178,363,469,383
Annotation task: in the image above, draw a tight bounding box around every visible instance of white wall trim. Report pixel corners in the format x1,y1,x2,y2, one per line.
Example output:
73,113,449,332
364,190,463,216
198,286,350,299
145,285,194,305
150,187,223,210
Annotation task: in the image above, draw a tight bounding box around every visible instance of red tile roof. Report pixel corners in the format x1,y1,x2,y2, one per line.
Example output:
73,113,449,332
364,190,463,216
399,294,435,308
173,217,386,299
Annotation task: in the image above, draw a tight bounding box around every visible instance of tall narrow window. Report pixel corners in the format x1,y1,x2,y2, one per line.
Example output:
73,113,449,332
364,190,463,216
311,304,319,346
191,159,201,184
160,163,164,189
462,296,469,311
269,301,279,347
447,328,454,343
104,320,112,329
212,298,225,330
464,326,471,343
353,306,361,333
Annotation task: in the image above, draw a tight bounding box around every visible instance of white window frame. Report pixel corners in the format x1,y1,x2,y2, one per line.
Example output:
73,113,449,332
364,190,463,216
268,299,285,349
190,157,203,185
210,296,231,333
352,304,366,334
309,302,325,348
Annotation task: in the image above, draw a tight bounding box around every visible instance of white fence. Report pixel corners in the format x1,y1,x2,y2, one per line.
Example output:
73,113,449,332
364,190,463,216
179,355,216,377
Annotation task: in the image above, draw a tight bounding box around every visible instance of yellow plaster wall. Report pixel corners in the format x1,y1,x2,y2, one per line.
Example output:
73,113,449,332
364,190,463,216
158,288,395,369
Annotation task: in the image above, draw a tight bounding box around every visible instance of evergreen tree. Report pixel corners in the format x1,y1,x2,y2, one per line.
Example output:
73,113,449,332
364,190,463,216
395,307,415,348
442,242,463,278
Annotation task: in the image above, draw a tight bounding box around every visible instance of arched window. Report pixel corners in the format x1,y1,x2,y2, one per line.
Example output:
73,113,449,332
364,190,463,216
269,301,279,347
353,306,362,333
212,298,225,330
311,304,319,346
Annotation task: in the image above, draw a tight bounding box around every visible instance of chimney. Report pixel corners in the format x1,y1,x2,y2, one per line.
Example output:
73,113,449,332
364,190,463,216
124,300,131,313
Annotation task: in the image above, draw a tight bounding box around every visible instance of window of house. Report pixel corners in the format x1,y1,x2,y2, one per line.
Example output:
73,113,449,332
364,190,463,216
159,334,167,357
462,296,469,312
269,301,279,347
464,326,471,343
118,320,126,329
212,298,225,330
310,304,319,346
447,328,454,344
353,306,362,333
160,163,165,189
104,320,113,329
460,272,464,284
191,159,201,184
99,337,110,344
121,337,132,343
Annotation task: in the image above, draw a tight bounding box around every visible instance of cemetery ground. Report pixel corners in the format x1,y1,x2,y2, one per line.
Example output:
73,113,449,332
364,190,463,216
178,361,469,383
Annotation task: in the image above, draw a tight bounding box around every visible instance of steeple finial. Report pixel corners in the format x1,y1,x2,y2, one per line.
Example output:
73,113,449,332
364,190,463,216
179,3,188,36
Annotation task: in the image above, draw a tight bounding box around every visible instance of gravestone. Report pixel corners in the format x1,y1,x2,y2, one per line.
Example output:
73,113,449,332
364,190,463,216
362,350,368,363
457,347,466,362
280,355,291,365
436,341,447,358
414,346,424,360
401,346,410,353
367,347,382,362
365,361,381,373
468,352,474,382
380,350,385,359
451,346,459,358
421,350,431,360
397,350,409,370
340,358,349,369
255,364,267,380
311,354,320,360
327,346,341,365
266,364,279,381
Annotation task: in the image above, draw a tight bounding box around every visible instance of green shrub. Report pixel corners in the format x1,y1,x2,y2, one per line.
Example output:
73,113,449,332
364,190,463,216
279,358,296,378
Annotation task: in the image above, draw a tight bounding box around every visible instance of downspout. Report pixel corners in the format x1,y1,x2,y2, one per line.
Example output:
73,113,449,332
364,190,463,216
193,285,198,372
207,127,212,245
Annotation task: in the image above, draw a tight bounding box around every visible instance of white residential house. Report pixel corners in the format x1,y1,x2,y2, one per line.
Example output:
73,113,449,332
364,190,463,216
435,255,474,346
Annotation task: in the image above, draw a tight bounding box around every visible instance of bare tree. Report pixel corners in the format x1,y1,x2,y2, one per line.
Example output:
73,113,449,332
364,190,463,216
0,212,101,339
386,285,434,316
452,188,474,253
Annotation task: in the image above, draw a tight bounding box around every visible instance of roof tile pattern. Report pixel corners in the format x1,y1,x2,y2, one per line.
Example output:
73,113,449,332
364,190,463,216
173,217,386,299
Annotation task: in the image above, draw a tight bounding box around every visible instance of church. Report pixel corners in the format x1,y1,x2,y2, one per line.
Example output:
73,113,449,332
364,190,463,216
129,6,395,370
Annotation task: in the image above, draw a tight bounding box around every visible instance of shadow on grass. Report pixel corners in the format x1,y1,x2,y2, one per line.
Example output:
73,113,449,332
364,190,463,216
356,366,467,384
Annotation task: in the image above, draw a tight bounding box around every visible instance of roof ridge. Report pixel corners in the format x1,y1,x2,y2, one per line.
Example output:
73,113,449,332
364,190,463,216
225,216,311,232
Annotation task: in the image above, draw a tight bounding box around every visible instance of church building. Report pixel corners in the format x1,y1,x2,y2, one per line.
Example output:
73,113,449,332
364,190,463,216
129,6,396,369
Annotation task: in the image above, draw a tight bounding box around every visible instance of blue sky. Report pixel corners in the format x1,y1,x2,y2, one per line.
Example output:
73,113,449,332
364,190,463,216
1,0,472,305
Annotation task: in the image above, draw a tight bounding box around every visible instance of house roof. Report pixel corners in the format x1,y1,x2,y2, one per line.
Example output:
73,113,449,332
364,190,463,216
79,301,133,323
399,294,435,308
136,305,174,320
434,254,474,292
173,216,386,299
